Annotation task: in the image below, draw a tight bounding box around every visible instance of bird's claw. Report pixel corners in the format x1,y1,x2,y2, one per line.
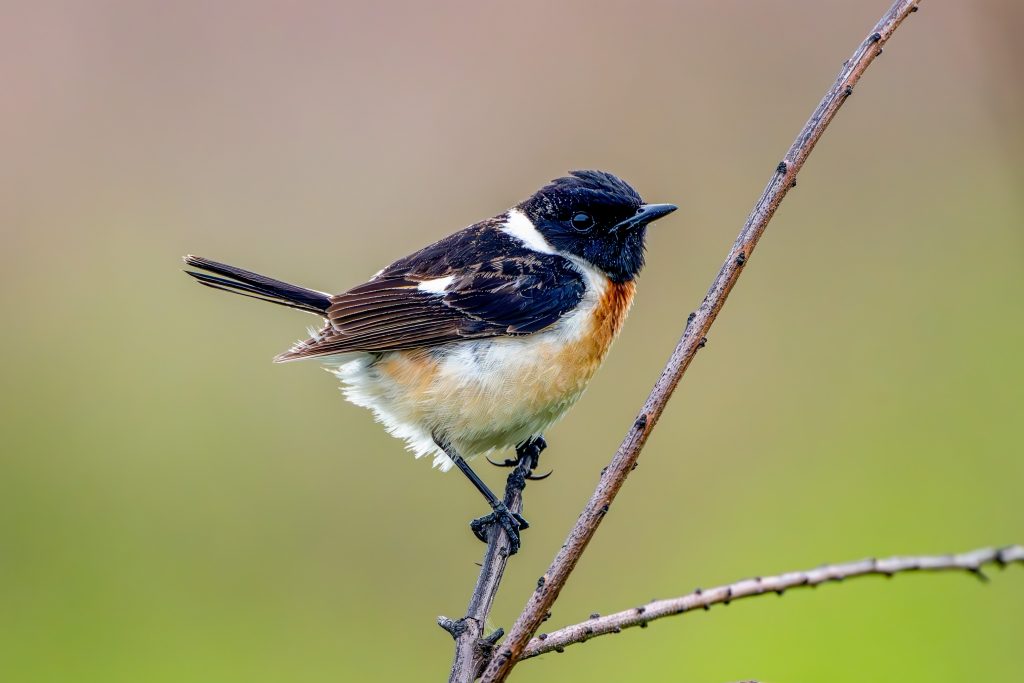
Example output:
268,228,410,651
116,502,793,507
486,437,551,477
470,502,529,554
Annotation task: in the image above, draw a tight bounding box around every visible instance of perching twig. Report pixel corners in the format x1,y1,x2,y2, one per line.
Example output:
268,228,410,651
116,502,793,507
521,545,1023,659
442,444,537,682
481,2,923,680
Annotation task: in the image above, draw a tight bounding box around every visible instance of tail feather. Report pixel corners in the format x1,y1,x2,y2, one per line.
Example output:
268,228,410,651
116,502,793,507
183,255,331,315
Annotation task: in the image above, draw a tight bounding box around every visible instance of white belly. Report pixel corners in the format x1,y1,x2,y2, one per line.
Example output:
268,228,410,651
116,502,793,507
329,325,591,470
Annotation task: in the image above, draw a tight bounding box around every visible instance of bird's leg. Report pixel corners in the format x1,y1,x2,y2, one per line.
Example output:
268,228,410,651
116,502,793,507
466,436,549,554
435,437,529,554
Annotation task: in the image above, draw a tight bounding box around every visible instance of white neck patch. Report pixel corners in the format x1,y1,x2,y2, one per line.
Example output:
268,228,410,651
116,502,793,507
500,208,555,254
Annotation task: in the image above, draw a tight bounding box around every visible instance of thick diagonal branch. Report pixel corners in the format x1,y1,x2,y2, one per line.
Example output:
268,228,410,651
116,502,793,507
481,2,923,680
521,545,1023,659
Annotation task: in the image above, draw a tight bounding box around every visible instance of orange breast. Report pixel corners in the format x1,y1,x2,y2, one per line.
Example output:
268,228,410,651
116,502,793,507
590,279,637,354
545,278,636,386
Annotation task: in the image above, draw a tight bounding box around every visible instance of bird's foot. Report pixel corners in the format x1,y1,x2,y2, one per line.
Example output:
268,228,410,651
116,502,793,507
519,435,546,469
470,501,529,555
486,436,552,480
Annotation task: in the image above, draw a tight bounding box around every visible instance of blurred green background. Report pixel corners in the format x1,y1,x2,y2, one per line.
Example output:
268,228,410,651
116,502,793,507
2,1,1021,681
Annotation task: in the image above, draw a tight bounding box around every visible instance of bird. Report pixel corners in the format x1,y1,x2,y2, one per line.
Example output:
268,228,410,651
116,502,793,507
183,170,677,553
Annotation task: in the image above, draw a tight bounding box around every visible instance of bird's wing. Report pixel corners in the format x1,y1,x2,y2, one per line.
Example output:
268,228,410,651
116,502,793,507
274,225,586,361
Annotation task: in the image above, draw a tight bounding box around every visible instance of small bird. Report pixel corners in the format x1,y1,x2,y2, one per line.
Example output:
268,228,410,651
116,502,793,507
184,170,676,552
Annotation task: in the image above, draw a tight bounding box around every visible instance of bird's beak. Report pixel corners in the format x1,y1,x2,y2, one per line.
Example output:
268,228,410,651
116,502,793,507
614,203,678,232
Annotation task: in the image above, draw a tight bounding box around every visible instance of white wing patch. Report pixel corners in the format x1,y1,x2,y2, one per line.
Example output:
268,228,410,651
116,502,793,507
501,208,555,254
416,275,455,294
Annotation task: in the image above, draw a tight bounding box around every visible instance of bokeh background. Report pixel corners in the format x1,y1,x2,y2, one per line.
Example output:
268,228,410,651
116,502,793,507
2,1,1022,681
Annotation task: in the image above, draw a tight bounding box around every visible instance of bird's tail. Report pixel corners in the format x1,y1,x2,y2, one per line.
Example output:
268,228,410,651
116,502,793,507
183,255,331,315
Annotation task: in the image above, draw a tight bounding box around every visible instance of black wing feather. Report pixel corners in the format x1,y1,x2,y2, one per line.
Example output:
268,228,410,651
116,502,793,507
274,221,587,361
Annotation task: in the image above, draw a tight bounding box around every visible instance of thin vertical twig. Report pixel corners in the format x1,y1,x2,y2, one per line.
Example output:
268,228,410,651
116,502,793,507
481,2,923,680
441,455,534,682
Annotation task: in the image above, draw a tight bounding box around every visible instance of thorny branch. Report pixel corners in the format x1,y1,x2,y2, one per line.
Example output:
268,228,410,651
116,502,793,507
480,1,925,680
522,545,1024,659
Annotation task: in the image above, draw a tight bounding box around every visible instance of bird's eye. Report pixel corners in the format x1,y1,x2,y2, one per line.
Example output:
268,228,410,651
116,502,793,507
570,212,594,231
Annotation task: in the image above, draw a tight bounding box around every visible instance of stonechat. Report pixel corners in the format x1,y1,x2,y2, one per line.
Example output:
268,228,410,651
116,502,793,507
184,170,677,552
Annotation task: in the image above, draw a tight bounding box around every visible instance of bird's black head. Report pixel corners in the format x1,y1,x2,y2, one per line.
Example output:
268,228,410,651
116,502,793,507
516,170,677,283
